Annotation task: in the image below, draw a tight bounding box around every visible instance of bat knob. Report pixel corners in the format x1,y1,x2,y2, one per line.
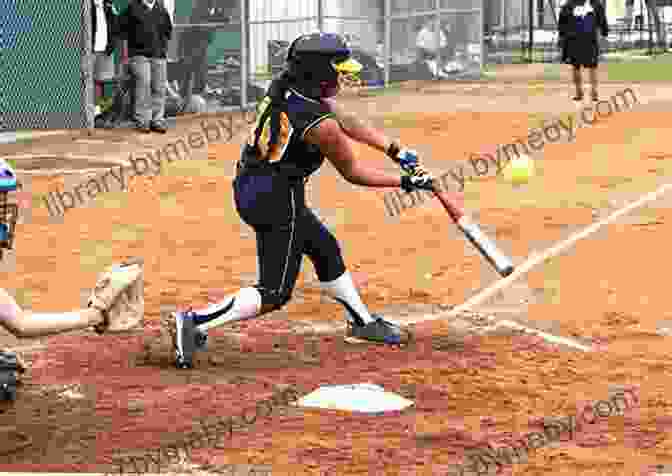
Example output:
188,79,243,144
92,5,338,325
500,265,515,277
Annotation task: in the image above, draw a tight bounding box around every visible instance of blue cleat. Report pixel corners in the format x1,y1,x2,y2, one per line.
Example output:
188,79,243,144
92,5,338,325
345,315,411,345
164,310,208,369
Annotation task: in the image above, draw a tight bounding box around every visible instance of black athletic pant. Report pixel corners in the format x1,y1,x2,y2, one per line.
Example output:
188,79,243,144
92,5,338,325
233,164,346,309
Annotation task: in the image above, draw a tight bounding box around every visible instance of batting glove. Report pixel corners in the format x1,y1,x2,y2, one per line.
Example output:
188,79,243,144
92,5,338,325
387,144,420,173
401,166,434,192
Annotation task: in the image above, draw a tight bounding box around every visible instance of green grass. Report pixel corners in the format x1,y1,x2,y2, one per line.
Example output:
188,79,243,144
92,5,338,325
602,52,672,81
484,52,672,82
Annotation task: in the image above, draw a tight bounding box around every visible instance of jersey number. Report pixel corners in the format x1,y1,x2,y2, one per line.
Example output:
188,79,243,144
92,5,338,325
247,97,293,163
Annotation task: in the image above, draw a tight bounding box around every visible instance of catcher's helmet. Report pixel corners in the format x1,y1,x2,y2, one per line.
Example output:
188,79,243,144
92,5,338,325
285,32,363,98
0,159,20,259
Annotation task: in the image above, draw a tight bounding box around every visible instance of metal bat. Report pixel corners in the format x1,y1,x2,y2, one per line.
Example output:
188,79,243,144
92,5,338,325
392,152,514,277
431,187,515,277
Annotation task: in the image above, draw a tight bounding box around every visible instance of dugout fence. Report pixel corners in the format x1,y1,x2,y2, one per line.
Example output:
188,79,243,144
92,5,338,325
0,0,94,132
0,0,484,131
171,0,484,113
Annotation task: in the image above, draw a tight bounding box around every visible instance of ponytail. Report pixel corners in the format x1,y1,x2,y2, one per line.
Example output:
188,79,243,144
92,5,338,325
264,69,291,151
266,69,291,105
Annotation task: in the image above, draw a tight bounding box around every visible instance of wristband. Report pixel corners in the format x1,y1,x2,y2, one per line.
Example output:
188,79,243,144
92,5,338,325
386,141,401,161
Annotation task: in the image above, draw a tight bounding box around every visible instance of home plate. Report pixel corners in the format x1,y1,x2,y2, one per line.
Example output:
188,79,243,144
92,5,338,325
293,383,414,413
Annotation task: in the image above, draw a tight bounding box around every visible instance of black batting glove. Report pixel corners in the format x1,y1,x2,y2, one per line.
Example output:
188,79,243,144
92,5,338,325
401,167,434,192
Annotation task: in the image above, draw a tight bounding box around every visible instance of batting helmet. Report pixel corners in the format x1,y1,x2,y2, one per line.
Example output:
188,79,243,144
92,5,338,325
285,32,363,98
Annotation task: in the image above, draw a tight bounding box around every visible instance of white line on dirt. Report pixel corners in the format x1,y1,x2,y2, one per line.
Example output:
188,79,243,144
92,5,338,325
384,310,592,351
491,320,593,351
447,182,672,315
395,181,672,351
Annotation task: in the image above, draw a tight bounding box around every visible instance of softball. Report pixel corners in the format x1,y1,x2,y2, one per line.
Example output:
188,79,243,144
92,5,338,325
503,154,534,185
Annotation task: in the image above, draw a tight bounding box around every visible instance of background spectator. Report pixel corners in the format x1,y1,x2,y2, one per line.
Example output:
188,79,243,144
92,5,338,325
92,0,118,113
112,0,173,133
415,19,456,78
177,0,217,104
558,0,608,102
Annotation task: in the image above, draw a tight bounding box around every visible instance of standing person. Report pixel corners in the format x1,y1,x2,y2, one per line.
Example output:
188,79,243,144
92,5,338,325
164,33,436,369
558,0,609,102
415,19,448,78
111,0,173,133
91,0,118,112
177,0,216,105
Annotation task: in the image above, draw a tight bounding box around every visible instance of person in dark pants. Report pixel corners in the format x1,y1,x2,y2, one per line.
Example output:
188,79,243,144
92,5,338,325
164,33,436,369
111,0,173,133
91,0,118,110
559,0,609,102
177,0,216,103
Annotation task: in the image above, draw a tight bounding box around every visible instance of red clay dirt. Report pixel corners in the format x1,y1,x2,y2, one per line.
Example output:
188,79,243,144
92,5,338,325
1,85,672,476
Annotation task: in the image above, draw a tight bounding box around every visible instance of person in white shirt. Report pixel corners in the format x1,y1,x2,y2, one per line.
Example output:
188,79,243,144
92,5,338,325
415,20,461,78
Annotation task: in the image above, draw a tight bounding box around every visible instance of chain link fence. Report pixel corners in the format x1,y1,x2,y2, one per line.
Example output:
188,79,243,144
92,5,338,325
485,0,670,64
166,0,483,115
1,0,482,130
0,0,94,132
5,0,672,131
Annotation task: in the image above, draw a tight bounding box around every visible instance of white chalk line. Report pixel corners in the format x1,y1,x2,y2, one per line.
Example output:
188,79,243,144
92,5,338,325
397,181,672,351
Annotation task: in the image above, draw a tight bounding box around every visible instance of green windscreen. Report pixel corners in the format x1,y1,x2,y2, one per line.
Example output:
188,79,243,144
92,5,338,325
0,0,91,131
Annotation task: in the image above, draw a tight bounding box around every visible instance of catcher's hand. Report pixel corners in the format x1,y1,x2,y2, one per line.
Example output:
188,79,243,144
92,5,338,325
88,259,144,334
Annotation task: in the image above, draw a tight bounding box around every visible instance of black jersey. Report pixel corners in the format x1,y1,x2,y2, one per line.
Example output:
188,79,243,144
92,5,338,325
244,88,336,179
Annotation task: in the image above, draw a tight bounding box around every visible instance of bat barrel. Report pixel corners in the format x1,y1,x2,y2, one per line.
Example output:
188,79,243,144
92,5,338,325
457,215,515,277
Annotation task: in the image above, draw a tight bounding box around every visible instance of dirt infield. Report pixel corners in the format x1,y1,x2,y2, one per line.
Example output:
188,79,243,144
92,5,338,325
2,72,672,475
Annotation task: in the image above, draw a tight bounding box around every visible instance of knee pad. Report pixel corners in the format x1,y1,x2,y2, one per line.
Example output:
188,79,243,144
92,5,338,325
255,286,292,311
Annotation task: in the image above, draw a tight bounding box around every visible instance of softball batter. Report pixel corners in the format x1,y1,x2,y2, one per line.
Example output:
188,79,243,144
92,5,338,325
167,33,434,369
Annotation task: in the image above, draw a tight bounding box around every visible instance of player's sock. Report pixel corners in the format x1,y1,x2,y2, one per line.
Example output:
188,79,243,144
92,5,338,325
320,271,375,325
192,287,262,331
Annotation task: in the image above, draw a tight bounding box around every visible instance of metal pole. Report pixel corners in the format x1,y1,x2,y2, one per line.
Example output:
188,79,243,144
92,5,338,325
240,0,248,109
528,0,534,62
646,0,652,54
434,0,441,81
317,0,324,32
82,0,94,130
384,0,391,86
479,0,485,72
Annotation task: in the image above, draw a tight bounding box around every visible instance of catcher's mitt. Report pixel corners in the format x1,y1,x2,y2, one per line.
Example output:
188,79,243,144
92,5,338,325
88,259,144,334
